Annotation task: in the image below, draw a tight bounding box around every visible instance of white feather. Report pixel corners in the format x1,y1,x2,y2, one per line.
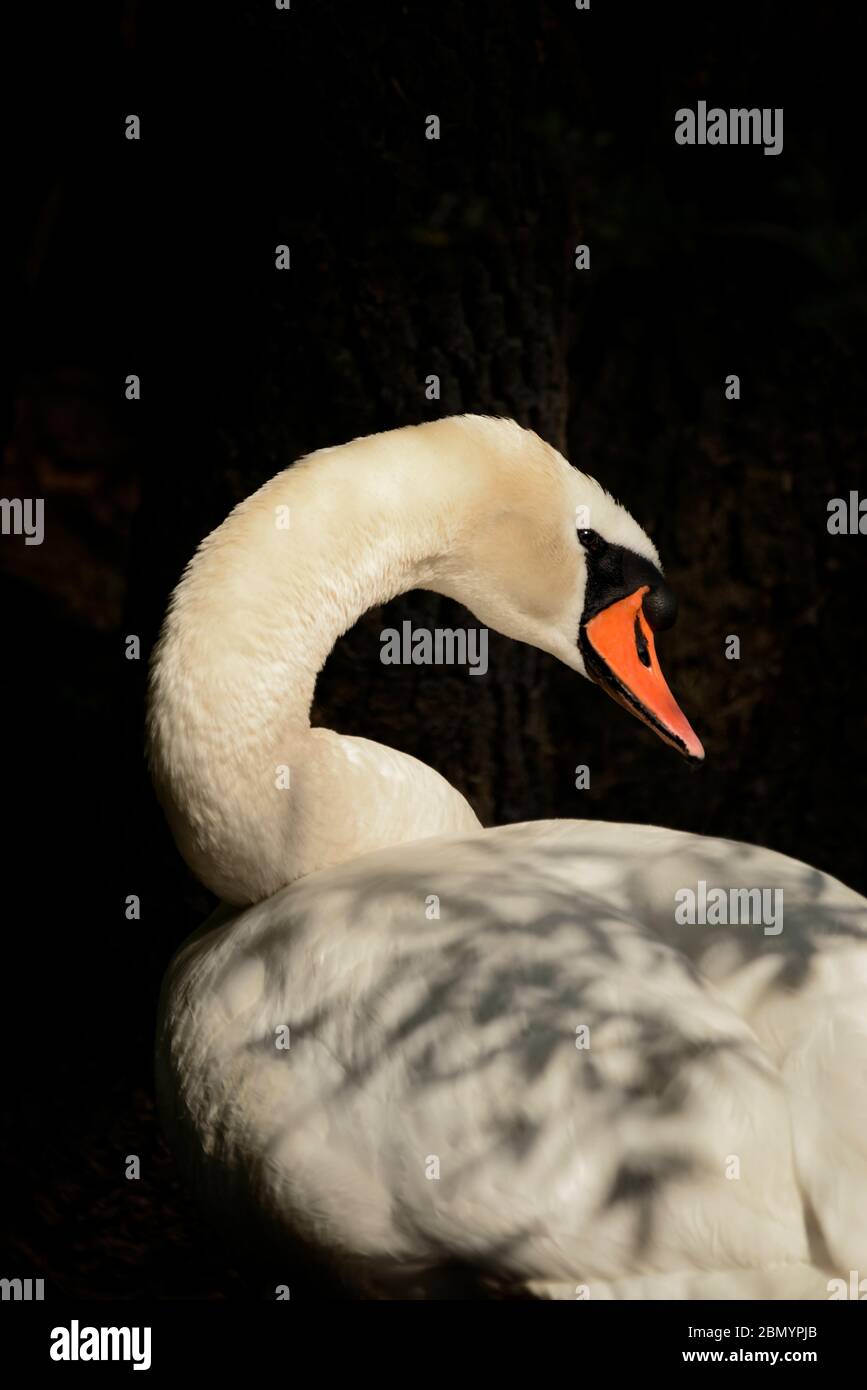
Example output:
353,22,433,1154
150,418,867,1297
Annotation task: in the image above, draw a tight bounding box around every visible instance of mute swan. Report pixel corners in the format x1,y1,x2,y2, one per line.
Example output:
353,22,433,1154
149,416,867,1299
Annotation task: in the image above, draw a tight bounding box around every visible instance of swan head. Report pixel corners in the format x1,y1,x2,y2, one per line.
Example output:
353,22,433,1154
433,417,704,761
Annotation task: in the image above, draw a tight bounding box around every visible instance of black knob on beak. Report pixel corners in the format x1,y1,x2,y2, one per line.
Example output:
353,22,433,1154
586,544,680,634
642,582,678,632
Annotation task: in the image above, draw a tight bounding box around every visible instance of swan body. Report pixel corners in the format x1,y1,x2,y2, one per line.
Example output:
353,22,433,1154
150,416,867,1298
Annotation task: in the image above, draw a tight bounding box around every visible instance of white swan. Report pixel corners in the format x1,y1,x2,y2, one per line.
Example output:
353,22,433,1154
149,415,867,1299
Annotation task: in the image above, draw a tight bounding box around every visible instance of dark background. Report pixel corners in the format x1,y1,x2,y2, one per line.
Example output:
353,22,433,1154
1,0,865,1298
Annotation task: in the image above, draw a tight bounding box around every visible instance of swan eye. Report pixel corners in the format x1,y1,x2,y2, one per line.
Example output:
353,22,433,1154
577,528,607,557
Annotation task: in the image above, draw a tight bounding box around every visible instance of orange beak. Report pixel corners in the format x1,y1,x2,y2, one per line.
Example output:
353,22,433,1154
581,586,704,760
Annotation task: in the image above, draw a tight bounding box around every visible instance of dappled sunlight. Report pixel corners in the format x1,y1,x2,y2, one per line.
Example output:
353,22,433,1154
153,816,867,1293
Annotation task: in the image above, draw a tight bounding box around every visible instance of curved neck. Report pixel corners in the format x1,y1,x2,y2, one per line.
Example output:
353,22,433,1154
148,428,483,904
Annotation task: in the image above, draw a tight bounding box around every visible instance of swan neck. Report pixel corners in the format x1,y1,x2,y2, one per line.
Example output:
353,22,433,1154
148,431,477,904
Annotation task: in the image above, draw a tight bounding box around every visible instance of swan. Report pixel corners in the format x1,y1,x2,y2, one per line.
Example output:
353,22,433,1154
148,415,867,1299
